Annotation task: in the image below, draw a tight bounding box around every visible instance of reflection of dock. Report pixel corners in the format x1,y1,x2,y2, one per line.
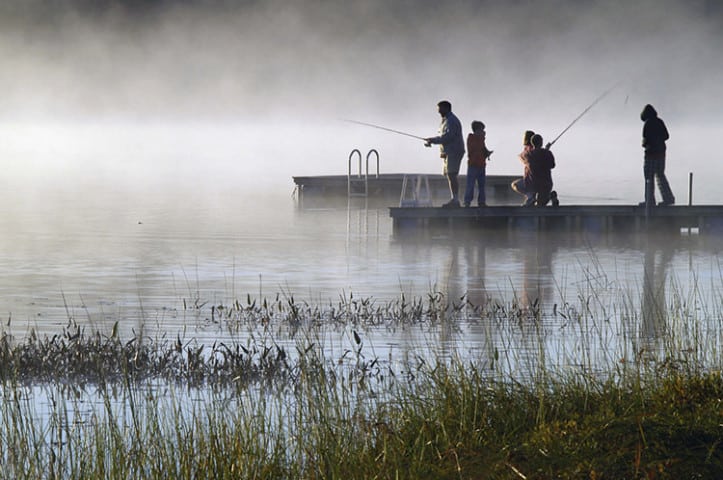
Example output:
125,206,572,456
293,173,519,207
390,204,723,236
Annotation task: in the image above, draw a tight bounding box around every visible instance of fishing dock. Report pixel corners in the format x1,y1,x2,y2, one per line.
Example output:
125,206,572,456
293,148,518,208
292,149,722,238
389,204,723,237
293,173,519,207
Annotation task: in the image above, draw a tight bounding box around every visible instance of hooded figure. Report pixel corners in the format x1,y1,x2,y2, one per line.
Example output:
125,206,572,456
640,104,674,206
641,104,669,154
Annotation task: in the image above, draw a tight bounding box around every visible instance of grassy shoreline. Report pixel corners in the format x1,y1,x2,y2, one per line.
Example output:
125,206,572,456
1,354,721,478
0,291,721,478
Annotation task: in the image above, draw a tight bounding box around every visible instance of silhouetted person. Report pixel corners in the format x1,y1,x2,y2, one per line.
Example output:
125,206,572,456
511,130,536,206
526,134,556,206
640,104,674,206
464,120,493,207
425,100,465,208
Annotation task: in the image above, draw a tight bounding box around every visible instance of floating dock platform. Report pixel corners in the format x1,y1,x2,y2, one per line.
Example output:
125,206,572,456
293,173,519,208
389,204,723,236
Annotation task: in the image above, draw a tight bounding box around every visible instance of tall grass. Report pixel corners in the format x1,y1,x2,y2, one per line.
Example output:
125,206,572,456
0,272,721,478
1,350,720,478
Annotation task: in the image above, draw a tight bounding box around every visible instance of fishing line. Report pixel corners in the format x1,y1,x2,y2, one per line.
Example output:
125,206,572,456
342,119,427,141
547,82,621,148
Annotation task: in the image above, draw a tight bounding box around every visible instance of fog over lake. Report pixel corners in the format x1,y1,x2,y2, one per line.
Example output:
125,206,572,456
0,1,721,368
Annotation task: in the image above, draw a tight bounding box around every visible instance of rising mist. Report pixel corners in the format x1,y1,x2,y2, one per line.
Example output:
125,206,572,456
0,0,721,122
0,0,720,193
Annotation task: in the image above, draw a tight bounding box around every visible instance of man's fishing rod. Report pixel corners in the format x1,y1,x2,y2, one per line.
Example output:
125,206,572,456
547,83,619,149
342,119,427,141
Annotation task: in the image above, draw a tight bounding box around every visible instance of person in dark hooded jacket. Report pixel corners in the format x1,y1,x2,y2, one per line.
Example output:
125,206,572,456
526,134,555,206
640,104,674,206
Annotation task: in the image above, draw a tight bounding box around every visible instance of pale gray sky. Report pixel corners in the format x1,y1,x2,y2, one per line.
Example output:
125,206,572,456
0,0,720,123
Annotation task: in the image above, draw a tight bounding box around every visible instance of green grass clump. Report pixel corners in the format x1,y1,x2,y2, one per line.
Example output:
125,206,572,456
367,363,723,479
0,319,294,387
1,353,721,479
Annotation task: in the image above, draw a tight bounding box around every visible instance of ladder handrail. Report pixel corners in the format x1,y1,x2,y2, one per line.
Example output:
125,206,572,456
399,174,431,207
348,149,363,197
348,149,362,178
399,175,409,206
348,148,380,198
366,149,380,179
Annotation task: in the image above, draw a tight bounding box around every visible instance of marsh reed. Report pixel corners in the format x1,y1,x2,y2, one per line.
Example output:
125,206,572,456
0,274,721,478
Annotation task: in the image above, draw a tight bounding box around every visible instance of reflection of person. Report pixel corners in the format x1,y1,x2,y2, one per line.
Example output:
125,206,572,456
464,121,493,208
519,232,555,314
511,130,536,206
463,239,488,307
424,100,465,208
527,134,556,206
640,104,674,206
641,246,674,344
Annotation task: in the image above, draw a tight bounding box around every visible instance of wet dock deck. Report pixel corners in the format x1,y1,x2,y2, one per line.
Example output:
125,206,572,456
389,204,723,236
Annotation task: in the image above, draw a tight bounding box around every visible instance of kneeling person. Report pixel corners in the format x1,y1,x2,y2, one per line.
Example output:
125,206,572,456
511,130,536,206
526,134,555,206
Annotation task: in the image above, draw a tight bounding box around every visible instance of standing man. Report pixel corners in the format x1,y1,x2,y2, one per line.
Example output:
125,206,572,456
641,104,674,206
425,100,465,208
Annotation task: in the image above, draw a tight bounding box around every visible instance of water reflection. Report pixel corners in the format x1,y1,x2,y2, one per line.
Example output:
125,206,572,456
390,225,723,371
429,230,558,311
519,233,556,311
1,187,722,379
641,245,671,336
461,239,488,307
399,230,562,311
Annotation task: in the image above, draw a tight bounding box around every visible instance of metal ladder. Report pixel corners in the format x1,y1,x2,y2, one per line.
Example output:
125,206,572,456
399,174,432,207
348,149,379,198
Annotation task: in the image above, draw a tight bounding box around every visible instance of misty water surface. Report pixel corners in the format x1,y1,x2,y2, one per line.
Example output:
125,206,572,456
1,0,722,371
0,122,720,373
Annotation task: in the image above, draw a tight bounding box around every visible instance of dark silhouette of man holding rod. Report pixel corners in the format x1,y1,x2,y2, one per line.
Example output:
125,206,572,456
425,100,465,208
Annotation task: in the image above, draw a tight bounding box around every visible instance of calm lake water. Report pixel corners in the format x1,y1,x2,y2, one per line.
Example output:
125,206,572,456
0,122,721,373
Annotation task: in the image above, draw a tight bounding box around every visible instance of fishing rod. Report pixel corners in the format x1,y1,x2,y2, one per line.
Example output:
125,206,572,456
342,119,427,141
547,82,620,148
